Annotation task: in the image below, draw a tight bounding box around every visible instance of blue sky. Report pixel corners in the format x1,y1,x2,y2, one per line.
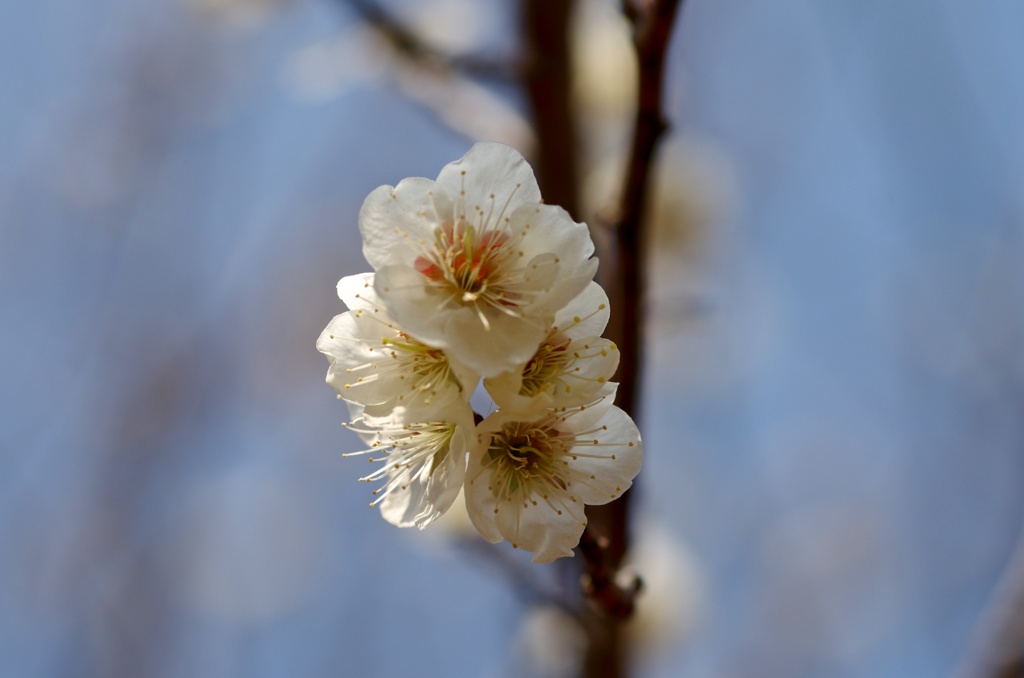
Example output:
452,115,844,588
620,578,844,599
3,1,1024,676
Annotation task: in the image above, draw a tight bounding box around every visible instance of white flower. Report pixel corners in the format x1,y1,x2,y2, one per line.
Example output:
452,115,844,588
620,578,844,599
317,273,478,410
344,401,475,529
623,522,703,655
359,141,599,377
465,394,642,563
484,281,618,412
514,605,586,678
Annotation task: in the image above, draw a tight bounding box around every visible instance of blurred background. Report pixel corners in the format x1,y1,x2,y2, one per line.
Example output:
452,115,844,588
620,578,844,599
3,0,1024,676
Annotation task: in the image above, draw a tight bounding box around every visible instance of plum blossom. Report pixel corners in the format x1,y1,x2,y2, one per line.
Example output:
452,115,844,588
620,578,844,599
319,142,644,561
359,141,598,377
484,281,618,412
344,400,475,529
465,393,642,563
317,273,478,410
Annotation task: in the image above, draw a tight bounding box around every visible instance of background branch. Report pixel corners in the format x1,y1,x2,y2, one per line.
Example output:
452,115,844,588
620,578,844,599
520,0,581,218
580,0,683,676
326,0,534,149
340,0,516,82
455,538,576,615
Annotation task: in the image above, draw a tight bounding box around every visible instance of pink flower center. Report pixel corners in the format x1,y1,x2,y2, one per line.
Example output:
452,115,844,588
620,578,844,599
415,221,510,302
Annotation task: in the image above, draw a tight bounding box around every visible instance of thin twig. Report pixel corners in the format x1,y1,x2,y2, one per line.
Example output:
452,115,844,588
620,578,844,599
327,0,534,149
607,0,682,424
584,0,683,598
340,0,516,82
455,537,576,615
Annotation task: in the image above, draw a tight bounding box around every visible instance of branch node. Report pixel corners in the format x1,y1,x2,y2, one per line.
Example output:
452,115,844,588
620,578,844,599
578,527,642,619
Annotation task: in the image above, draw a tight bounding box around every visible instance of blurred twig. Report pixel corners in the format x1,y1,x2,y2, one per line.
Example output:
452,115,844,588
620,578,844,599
340,0,516,82
329,0,534,150
455,537,576,615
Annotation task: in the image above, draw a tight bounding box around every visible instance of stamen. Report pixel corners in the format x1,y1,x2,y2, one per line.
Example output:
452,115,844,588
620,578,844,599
348,419,459,507
409,211,556,327
340,308,463,405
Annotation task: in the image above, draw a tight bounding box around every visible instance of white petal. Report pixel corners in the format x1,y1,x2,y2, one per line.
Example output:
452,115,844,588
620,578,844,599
466,406,622,562
554,336,619,403
519,252,561,294
375,263,550,377
336,271,377,310
560,387,617,431
484,334,618,412
444,351,482,397
482,368,540,412
319,293,474,409
494,487,587,564
563,405,642,506
464,436,503,544
440,303,551,378
317,312,363,367
373,263,441,331
541,257,600,316
359,177,446,270
502,204,598,315
513,203,594,264
379,421,469,529
360,401,475,529
434,142,541,223
552,282,610,339
317,313,379,386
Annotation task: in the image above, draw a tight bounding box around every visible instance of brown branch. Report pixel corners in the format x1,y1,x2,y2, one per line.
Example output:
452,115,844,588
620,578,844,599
608,0,682,425
577,1,683,677
578,529,643,619
583,0,682,592
520,0,581,218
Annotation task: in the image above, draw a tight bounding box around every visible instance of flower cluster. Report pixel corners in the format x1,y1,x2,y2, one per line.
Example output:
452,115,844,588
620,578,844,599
317,142,642,563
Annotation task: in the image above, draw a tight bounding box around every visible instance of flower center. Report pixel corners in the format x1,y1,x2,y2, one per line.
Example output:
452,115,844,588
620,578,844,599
519,332,573,397
379,332,461,402
415,220,511,304
486,421,570,500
